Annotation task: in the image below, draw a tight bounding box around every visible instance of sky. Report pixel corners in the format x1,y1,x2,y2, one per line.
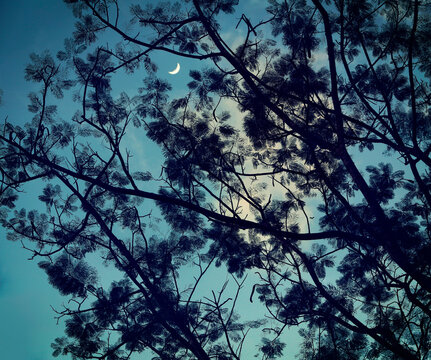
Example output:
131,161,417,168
0,2,77,358
0,1,283,359
0,1,408,359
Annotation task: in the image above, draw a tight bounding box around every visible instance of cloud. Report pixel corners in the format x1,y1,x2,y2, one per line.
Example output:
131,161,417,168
218,97,245,129
311,49,329,69
220,30,246,51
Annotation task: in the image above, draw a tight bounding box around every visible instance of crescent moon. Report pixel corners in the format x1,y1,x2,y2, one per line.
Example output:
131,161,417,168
168,63,180,75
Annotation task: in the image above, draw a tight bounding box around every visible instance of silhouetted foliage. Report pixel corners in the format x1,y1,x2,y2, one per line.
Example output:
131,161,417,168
1,0,431,359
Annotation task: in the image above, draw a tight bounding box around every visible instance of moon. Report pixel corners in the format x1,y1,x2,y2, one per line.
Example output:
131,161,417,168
168,63,180,75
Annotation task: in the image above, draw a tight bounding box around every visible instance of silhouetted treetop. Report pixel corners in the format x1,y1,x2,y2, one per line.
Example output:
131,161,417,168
1,0,430,359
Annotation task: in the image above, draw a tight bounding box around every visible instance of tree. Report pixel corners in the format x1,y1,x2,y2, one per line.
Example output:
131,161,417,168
1,0,431,359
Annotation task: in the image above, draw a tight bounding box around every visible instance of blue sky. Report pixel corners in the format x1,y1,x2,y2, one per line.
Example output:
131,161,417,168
0,1,386,359
0,1,338,358
0,1,273,359
0,2,77,358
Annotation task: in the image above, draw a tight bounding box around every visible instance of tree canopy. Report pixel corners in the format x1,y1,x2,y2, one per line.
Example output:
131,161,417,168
1,0,431,359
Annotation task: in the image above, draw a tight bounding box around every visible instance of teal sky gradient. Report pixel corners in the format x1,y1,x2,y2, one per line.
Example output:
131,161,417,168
0,2,77,359
0,1,311,359
0,1,251,359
